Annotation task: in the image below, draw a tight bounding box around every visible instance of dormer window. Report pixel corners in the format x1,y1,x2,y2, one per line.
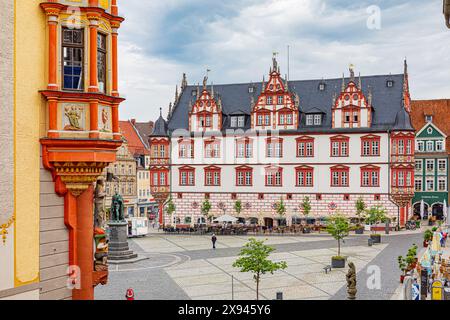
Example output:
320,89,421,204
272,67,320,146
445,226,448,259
318,83,326,91
306,114,321,126
248,86,254,93
191,90,197,96
314,114,322,125
231,116,245,128
267,96,273,105
425,115,433,122
386,80,394,88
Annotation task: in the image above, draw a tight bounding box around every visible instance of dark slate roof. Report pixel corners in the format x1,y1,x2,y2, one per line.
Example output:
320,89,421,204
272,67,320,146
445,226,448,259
393,106,414,131
151,115,168,137
168,74,409,134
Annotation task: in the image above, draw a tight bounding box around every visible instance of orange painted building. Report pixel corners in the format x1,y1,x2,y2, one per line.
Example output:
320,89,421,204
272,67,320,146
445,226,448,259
39,0,125,300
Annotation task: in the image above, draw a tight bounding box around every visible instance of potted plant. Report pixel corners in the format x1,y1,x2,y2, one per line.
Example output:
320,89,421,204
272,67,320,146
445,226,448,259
397,255,408,283
397,244,418,283
405,244,418,271
355,197,366,234
365,206,387,244
326,214,349,268
301,196,312,233
234,199,242,218
423,229,433,247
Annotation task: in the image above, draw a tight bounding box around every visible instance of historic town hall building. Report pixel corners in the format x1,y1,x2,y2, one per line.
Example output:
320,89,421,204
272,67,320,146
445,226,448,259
149,57,415,228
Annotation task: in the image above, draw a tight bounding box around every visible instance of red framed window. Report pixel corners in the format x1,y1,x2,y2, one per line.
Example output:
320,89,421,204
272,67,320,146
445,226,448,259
330,165,350,187
204,138,221,158
343,107,360,124
236,166,253,186
295,166,314,187
265,166,283,187
361,165,380,187
391,134,414,156
361,135,380,156
296,137,314,157
391,168,413,187
150,138,169,158
266,137,283,158
235,138,253,158
150,168,169,186
278,111,293,125
204,166,221,186
197,111,212,129
330,136,349,157
179,166,195,186
256,110,271,127
178,138,194,158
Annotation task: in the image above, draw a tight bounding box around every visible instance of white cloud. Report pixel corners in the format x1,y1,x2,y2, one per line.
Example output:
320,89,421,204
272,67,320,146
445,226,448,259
117,0,450,121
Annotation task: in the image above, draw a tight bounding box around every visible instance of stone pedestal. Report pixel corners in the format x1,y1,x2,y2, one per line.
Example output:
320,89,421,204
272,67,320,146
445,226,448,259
108,221,143,264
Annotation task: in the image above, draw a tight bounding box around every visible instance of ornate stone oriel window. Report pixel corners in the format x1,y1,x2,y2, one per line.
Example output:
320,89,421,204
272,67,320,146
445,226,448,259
62,27,84,90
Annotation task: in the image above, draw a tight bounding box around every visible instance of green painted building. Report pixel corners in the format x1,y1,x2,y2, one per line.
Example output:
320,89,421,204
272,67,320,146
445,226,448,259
413,122,448,219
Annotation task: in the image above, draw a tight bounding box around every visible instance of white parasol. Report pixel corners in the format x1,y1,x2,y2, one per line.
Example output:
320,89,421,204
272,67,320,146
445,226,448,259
213,214,238,223
420,200,425,220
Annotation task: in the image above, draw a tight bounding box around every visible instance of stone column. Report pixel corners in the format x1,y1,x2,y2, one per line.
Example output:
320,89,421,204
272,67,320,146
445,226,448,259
72,186,95,300
88,14,99,93
45,9,59,90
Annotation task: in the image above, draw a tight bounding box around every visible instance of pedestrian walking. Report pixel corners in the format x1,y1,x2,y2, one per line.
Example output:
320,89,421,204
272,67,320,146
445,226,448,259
211,234,217,250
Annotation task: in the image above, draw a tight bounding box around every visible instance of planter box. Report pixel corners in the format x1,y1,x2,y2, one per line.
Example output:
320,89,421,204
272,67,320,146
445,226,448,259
355,228,364,235
331,257,346,268
370,234,381,244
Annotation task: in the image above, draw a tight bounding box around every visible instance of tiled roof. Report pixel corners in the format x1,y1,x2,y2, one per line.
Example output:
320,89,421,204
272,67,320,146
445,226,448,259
119,120,150,156
133,121,154,148
411,99,450,151
168,74,408,134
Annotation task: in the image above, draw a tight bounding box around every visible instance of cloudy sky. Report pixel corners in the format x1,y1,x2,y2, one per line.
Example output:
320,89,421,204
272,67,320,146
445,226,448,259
117,0,450,121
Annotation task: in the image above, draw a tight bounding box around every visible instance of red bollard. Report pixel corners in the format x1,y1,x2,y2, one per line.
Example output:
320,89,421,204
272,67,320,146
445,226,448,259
126,288,135,300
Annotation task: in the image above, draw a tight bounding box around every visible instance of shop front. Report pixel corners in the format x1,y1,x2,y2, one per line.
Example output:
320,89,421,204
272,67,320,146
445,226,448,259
413,192,448,220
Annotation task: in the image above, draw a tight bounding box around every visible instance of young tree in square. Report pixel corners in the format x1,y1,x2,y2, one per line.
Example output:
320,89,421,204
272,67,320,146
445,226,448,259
233,238,287,300
355,197,366,226
234,199,242,217
301,196,312,216
201,198,212,223
326,214,350,259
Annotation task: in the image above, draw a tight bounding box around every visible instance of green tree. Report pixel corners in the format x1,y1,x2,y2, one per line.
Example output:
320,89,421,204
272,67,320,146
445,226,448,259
355,197,366,226
201,198,212,222
234,199,242,217
233,238,287,300
365,206,387,234
165,197,176,226
166,197,176,215
301,196,312,216
326,214,350,258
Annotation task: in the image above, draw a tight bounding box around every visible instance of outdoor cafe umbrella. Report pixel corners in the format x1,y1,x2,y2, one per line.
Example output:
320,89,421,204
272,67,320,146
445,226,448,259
420,200,425,220
420,247,432,269
213,214,238,223
443,200,448,225
430,231,443,256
